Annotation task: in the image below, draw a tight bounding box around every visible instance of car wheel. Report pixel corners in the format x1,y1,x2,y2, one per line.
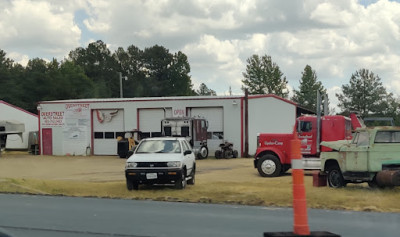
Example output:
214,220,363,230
257,154,282,177
327,165,346,188
126,179,133,191
188,167,195,185
133,183,139,190
197,146,208,159
175,170,187,189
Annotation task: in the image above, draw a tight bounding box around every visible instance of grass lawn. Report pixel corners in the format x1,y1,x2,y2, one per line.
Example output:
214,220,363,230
0,153,399,212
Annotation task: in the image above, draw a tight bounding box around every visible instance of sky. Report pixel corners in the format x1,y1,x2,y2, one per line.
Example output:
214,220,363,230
1,0,400,112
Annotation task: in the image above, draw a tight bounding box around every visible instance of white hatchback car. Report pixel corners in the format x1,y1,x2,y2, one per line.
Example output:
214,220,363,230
125,137,196,190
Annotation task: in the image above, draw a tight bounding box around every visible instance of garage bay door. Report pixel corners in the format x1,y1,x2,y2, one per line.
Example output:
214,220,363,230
93,109,124,155
138,108,172,138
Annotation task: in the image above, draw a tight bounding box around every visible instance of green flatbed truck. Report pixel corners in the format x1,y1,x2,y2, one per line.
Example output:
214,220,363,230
320,126,400,188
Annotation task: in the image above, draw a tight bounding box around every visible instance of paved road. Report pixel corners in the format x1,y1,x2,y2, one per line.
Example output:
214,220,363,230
0,194,399,237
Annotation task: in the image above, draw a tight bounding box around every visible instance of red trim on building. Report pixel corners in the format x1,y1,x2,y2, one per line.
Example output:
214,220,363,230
0,100,38,117
240,97,244,157
38,94,299,108
38,107,41,155
136,108,140,131
247,94,298,106
91,109,94,155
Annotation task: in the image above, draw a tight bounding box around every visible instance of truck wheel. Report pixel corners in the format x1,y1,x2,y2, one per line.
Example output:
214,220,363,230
281,165,290,174
368,176,385,189
197,146,208,159
257,154,282,177
327,165,346,188
175,170,187,189
215,150,222,159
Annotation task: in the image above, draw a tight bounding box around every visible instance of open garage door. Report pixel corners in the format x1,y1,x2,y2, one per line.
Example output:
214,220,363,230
138,108,172,138
189,107,223,156
93,109,124,155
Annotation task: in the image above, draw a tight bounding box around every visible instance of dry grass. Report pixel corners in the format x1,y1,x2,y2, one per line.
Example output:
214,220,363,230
0,153,399,212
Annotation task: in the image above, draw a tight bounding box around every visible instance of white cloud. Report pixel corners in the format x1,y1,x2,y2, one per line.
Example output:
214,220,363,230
2,0,400,104
0,0,81,59
7,52,29,66
327,86,342,114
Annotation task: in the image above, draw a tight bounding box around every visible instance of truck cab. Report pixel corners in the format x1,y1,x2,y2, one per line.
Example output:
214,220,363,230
298,115,352,156
321,127,400,188
162,117,209,159
254,114,358,177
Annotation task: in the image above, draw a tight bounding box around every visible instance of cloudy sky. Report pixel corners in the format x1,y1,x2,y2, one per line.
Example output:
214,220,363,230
1,0,400,110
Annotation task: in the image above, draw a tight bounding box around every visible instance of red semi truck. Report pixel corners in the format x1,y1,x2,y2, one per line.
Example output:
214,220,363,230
254,113,363,177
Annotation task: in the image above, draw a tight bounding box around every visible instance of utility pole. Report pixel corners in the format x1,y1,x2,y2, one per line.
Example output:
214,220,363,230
119,72,123,98
244,89,249,158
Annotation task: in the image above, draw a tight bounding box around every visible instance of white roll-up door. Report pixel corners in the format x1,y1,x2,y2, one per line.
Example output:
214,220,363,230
190,107,223,131
93,109,124,155
138,108,172,137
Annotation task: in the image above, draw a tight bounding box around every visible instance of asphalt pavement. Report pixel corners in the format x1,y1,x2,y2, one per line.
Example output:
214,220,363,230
0,194,399,237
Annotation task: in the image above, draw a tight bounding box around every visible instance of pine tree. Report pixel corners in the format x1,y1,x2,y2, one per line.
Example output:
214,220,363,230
242,54,288,98
292,65,326,112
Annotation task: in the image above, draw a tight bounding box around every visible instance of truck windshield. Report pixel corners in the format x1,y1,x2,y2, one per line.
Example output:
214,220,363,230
352,131,369,146
298,121,312,133
136,140,181,153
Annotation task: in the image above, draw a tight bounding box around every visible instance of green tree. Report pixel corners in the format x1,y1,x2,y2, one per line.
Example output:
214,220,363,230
114,44,194,97
0,50,16,103
113,45,145,97
140,45,193,97
242,54,288,98
292,65,326,112
336,69,392,117
196,83,217,96
69,40,119,98
54,60,95,100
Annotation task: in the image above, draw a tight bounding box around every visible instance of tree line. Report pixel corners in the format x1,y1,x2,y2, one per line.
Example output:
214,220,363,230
1,41,399,124
241,54,400,125
0,40,215,113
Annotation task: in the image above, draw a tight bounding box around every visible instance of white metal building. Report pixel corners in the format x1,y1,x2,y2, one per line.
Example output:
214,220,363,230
0,100,38,150
37,95,310,156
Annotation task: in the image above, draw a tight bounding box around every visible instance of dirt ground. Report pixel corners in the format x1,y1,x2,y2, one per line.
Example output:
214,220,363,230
0,153,253,182
1,152,399,212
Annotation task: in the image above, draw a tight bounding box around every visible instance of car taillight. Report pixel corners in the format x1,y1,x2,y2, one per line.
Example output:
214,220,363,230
257,136,260,148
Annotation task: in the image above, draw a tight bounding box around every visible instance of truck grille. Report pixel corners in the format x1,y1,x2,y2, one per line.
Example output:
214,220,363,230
137,162,168,168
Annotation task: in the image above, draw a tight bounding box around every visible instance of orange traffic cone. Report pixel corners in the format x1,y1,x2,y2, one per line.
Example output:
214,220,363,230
263,130,340,237
291,131,310,235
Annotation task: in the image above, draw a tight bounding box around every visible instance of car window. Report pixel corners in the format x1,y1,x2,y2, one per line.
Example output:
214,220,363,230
136,140,181,153
181,140,190,151
375,131,400,143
